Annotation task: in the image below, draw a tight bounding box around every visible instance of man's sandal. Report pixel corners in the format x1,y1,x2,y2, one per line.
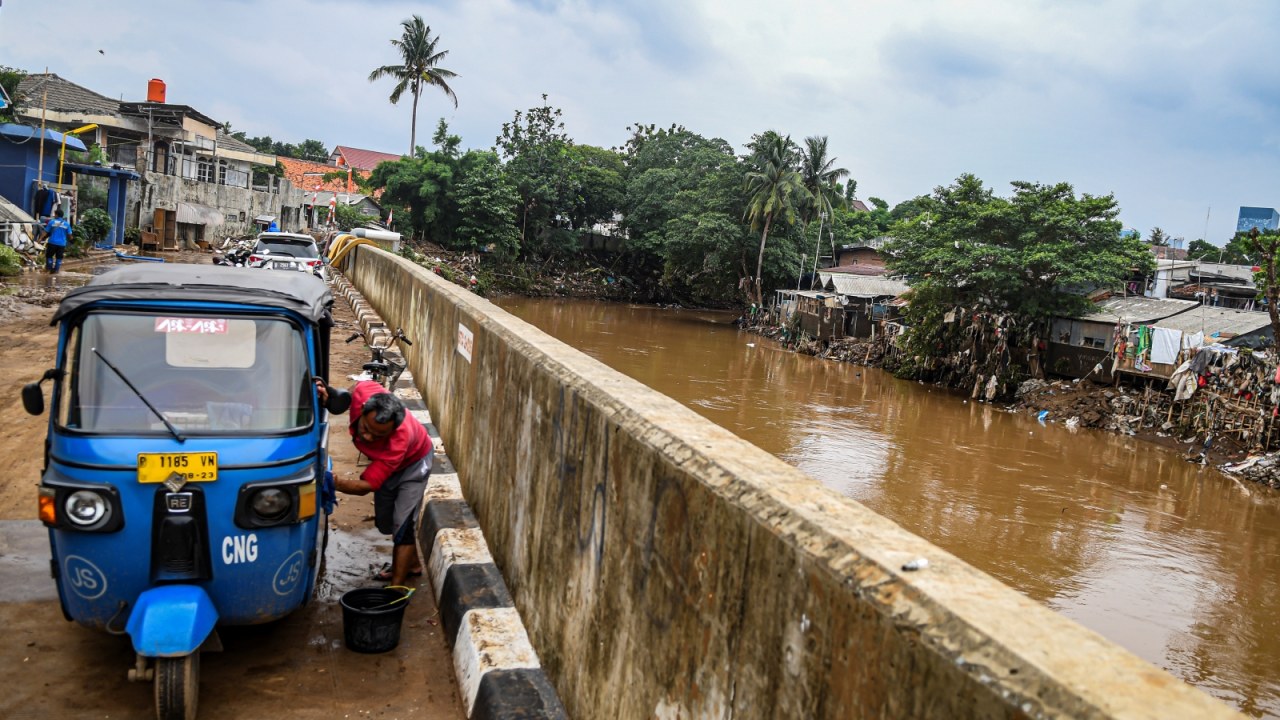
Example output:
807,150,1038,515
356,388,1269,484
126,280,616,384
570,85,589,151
373,564,423,582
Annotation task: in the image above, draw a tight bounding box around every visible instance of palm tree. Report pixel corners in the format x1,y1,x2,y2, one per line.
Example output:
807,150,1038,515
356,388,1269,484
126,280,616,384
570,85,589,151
800,135,849,223
744,133,809,305
369,15,458,156
800,135,849,275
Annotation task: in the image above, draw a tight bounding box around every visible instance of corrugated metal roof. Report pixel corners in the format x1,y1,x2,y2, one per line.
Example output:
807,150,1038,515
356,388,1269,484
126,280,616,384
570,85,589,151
827,275,909,298
1153,306,1271,337
1076,296,1198,323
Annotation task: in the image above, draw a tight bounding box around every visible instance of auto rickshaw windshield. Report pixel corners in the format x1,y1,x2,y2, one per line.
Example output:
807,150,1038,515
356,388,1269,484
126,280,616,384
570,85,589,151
56,312,314,434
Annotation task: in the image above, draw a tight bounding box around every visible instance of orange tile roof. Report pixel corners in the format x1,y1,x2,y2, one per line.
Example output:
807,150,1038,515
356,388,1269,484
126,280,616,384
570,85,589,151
333,146,403,172
278,156,367,194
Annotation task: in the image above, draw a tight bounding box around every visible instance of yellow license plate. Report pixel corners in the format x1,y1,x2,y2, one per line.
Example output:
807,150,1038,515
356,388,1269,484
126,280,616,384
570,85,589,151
137,452,218,484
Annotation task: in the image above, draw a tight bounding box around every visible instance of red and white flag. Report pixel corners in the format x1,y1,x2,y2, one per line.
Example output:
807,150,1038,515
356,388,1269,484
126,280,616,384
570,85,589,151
387,208,393,227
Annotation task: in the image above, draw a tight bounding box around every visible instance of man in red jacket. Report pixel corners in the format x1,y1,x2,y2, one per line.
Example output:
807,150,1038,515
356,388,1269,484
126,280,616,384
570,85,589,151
318,380,433,586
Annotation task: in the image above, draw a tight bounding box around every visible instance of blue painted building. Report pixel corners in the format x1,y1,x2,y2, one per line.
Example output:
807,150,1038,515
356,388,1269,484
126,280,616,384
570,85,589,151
0,123,139,246
0,123,87,219
1237,206,1279,233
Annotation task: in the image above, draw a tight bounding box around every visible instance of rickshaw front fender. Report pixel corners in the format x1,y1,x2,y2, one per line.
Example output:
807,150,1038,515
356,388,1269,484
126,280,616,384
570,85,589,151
125,585,219,657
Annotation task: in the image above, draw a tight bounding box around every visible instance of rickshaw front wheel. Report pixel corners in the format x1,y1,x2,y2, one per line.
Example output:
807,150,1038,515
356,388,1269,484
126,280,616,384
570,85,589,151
155,652,199,720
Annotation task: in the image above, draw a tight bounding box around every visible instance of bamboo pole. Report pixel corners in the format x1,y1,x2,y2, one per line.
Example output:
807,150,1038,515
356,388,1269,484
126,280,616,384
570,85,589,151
36,68,48,186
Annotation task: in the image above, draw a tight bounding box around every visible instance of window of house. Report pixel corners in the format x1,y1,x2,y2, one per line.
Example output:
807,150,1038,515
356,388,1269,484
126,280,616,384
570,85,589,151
1082,336,1107,349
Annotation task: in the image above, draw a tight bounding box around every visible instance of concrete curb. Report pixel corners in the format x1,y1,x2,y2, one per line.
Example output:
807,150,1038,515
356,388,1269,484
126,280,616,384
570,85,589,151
330,271,566,720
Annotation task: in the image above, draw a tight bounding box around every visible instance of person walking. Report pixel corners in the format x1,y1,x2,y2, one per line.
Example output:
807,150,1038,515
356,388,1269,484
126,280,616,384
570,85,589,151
39,209,72,273
317,379,432,586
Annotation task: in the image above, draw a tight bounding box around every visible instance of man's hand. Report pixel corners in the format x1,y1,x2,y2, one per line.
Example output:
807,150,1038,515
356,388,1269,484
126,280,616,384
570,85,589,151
314,377,329,406
334,474,373,496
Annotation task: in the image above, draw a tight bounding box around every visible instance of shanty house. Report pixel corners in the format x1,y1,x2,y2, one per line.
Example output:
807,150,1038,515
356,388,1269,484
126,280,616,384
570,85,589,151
818,273,909,338
1049,296,1197,381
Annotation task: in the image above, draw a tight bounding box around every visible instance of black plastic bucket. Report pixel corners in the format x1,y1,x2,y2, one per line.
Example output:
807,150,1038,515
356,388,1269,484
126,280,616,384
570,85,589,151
340,587,411,653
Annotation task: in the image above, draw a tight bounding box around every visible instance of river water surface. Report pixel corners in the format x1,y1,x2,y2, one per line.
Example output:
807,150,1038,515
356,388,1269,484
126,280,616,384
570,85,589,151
496,296,1280,718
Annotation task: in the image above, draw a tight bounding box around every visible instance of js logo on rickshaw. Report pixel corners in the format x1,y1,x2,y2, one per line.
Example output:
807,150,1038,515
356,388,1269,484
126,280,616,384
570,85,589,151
64,555,108,600
273,551,305,596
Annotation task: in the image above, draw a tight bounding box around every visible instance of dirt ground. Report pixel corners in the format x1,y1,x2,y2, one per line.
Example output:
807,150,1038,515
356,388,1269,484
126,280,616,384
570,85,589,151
0,256,465,719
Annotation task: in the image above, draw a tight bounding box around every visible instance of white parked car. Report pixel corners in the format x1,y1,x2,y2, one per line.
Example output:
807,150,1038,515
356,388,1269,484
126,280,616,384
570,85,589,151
249,233,326,279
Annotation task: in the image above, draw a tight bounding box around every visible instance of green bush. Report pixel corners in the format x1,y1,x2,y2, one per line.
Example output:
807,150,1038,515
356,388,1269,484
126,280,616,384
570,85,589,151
0,245,22,276
76,208,113,253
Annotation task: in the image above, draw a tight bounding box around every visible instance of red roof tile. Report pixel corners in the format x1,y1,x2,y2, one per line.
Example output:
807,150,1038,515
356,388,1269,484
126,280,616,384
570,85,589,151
278,156,366,194
333,146,403,172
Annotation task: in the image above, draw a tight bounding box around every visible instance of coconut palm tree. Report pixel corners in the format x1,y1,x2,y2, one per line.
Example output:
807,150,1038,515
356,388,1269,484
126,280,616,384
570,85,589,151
369,15,458,156
744,133,809,305
800,135,849,224
800,135,849,275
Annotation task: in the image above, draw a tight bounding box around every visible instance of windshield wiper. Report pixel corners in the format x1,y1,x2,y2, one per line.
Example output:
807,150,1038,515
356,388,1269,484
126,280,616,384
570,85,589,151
91,347,184,442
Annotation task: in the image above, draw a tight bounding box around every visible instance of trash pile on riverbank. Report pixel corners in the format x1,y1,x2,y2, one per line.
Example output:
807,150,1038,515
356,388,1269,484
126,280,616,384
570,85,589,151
399,242,649,302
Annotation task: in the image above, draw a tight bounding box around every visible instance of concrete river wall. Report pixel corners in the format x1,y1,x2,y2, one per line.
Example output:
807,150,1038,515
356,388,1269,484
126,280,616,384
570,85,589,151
340,245,1236,719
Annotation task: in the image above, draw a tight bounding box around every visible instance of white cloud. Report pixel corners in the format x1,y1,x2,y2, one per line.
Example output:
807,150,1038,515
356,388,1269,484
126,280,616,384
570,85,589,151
2,0,1276,242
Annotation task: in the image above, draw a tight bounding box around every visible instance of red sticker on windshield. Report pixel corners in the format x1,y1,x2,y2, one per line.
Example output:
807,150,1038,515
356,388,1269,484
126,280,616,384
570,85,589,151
155,317,228,334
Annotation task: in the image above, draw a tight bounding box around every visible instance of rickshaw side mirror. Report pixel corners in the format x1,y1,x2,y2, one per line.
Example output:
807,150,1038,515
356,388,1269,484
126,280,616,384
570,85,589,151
22,369,61,416
22,382,44,416
325,387,352,414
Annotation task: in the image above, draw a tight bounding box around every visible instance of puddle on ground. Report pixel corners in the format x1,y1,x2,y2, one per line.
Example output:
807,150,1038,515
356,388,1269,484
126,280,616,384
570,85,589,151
314,521,394,603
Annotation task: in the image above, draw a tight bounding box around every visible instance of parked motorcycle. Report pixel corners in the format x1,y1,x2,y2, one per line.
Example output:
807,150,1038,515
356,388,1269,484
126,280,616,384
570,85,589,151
212,237,253,267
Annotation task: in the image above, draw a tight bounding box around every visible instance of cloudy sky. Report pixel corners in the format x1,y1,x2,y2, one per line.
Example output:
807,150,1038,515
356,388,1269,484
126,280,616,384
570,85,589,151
3,0,1277,243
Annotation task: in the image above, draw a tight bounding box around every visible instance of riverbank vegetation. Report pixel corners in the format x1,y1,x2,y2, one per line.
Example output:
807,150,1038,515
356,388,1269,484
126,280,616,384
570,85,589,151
342,99,904,308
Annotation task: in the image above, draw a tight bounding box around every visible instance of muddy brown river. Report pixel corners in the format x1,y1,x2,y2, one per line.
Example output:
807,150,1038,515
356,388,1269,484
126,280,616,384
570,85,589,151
495,296,1280,718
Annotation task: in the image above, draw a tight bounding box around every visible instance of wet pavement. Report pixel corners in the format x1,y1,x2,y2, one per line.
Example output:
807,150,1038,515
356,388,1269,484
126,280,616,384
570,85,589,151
0,264,466,720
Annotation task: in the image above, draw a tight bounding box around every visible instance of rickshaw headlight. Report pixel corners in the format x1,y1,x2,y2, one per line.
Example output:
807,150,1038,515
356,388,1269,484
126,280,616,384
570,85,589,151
65,491,109,527
250,488,292,521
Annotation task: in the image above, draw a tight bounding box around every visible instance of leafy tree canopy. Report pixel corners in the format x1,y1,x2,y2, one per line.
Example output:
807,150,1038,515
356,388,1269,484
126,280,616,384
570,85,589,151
454,151,521,260
496,97,581,257
886,173,1153,320
619,126,752,303
0,65,26,121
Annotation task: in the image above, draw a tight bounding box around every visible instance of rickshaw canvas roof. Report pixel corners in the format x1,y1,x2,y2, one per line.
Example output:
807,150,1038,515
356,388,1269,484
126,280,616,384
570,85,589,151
51,264,334,325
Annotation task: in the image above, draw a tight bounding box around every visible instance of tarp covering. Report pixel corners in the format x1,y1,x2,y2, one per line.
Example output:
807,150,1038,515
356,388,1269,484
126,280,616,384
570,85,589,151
0,123,88,151
176,202,224,226
52,264,333,325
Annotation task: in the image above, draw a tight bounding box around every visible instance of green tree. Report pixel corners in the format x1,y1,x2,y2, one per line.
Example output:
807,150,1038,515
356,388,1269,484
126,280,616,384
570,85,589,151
566,144,625,233
744,132,809,305
296,139,329,162
1219,232,1257,264
799,135,848,225
1148,226,1169,246
495,98,578,257
620,126,752,303
1185,238,1218,260
889,195,931,224
454,151,521,259
0,65,26,121
333,202,377,230
368,154,455,243
1246,228,1280,352
369,15,458,156
886,174,1152,320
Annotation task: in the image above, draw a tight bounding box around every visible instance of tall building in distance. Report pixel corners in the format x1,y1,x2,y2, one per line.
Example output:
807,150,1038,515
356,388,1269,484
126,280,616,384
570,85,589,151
1237,206,1279,232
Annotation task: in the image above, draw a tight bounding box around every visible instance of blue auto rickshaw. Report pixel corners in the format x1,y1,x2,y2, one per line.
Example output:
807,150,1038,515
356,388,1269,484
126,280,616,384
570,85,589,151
23,264,341,720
